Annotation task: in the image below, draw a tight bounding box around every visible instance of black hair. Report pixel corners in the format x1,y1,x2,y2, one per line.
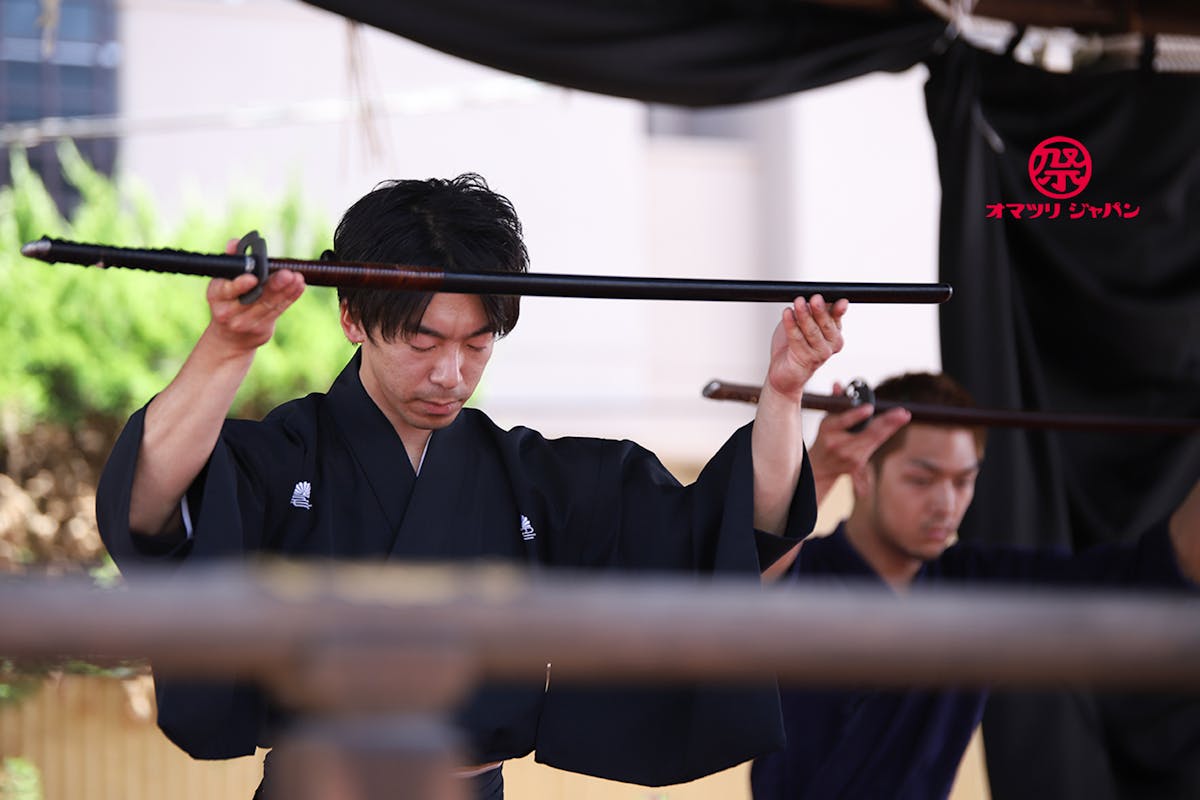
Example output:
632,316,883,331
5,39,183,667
870,372,987,467
334,173,528,341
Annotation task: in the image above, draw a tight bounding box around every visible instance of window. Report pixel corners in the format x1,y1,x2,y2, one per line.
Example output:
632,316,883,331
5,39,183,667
0,0,118,213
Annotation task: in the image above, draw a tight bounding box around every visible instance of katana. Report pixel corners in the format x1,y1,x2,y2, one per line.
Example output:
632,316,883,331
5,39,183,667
702,379,1200,435
20,233,953,305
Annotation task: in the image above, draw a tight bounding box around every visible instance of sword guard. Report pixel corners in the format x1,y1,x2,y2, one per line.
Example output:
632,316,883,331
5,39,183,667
845,378,876,433
236,230,269,305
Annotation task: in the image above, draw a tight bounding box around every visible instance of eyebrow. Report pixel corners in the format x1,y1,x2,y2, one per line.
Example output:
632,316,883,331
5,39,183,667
414,323,495,340
907,458,981,476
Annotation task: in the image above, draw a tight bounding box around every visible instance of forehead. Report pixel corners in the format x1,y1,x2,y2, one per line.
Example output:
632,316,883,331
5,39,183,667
417,293,490,331
885,425,980,471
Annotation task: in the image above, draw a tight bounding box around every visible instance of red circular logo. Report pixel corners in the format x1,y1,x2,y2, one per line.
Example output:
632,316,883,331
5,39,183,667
1028,136,1091,199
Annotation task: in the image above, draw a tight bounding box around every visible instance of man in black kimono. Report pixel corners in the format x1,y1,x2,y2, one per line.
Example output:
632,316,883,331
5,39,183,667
96,174,847,798
751,372,1199,800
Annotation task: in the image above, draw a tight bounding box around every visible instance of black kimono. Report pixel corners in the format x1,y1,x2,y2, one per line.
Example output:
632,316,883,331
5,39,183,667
751,521,1195,800
97,352,815,787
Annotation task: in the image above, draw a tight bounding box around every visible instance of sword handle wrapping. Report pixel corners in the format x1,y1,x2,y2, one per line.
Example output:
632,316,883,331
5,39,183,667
21,237,252,281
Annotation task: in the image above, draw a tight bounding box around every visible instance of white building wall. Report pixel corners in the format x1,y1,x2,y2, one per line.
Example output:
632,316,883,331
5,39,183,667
789,68,944,392
115,0,941,467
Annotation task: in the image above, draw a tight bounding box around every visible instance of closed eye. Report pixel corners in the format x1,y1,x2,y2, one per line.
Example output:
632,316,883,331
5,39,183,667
466,333,495,352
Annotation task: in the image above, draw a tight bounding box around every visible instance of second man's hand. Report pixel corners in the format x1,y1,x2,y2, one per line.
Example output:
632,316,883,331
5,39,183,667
808,382,911,505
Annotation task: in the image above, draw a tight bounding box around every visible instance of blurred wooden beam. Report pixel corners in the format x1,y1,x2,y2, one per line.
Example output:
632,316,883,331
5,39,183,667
1,563,1197,693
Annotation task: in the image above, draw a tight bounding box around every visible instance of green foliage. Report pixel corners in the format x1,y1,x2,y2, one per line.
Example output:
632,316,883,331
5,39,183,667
88,553,121,588
0,141,353,428
0,659,42,707
0,757,43,800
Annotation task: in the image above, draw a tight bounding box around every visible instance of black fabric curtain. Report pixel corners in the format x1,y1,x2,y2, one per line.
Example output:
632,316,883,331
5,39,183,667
926,40,1200,799
301,0,944,106
301,3,1200,796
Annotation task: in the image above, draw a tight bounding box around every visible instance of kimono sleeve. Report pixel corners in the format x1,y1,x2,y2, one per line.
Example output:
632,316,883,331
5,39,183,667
96,406,284,566
95,405,293,760
518,421,815,573
525,422,817,785
943,519,1195,590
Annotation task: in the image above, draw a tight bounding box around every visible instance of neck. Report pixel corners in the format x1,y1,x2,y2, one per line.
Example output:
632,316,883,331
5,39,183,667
354,358,433,472
401,429,431,473
842,511,923,591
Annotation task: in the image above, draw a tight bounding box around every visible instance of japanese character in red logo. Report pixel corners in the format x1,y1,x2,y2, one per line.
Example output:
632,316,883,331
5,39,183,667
1028,136,1092,199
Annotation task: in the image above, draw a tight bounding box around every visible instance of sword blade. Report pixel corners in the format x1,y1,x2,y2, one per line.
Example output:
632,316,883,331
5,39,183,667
22,236,953,304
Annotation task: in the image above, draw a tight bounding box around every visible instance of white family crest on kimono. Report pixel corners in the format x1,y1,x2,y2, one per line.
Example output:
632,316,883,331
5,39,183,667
290,481,313,510
520,514,536,542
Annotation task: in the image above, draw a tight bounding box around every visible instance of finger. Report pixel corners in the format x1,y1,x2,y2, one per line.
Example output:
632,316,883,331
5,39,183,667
828,298,849,330
259,269,303,298
209,273,261,303
819,403,875,432
789,297,831,353
240,271,305,318
832,381,845,396
808,295,845,349
782,300,803,337
861,407,911,445
258,270,306,314
224,238,240,255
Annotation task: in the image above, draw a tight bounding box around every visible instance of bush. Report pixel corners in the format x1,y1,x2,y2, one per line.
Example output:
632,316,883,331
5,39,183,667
0,141,354,431
0,757,42,800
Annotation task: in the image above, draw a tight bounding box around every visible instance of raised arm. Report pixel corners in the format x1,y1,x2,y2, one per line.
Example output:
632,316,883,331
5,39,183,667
752,295,845,536
127,260,304,536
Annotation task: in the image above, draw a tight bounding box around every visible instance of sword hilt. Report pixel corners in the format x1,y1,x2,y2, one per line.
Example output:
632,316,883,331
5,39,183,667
845,378,876,433
236,230,269,305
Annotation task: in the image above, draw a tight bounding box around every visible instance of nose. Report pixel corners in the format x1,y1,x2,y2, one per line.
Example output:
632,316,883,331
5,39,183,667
929,479,956,514
429,346,463,389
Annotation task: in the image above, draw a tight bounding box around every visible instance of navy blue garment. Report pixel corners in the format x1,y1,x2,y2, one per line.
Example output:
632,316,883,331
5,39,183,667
470,765,503,800
750,521,1193,800
97,351,816,790
252,751,503,800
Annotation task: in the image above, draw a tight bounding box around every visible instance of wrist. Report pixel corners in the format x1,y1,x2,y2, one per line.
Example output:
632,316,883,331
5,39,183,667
195,325,260,368
759,381,805,412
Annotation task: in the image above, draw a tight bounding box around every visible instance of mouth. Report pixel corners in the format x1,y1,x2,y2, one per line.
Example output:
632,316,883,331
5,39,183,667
419,399,462,416
923,526,954,542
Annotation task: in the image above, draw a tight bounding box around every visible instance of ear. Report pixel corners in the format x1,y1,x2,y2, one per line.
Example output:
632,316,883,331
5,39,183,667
339,302,366,344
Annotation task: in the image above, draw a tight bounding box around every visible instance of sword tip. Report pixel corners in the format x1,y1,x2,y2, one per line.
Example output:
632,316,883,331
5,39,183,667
20,239,50,260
